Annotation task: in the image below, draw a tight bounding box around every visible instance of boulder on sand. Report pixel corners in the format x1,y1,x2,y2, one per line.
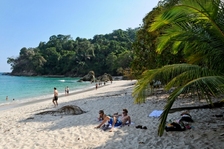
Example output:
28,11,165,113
97,73,113,82
78,71,95,82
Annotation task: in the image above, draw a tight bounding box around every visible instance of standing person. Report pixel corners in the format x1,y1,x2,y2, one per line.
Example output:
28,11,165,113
52,87,58,107
65,87,67,95
66,86,69,95
6,96,8,101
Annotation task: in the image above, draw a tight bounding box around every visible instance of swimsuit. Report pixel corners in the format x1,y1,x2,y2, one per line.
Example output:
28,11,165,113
108,117,122,127
53,96,58,101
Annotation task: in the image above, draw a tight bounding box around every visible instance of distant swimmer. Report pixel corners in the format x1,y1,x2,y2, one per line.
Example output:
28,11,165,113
52,87,58,107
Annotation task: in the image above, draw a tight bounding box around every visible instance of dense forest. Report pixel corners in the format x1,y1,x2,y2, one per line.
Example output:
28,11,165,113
7,28,138,77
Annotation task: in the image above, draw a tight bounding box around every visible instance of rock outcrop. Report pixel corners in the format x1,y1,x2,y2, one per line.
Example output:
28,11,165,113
77,71,113,83
77,71,95,82
97,73,113,82
11,70,38,76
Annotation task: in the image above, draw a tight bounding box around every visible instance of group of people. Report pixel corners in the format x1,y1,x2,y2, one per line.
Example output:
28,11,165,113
95,109,131,132
5,96,15,101
52,87,131,132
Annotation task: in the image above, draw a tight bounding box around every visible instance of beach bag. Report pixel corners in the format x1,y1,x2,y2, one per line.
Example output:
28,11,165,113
165,121,186,132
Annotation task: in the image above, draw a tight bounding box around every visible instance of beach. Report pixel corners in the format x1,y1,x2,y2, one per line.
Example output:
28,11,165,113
0,80,223,149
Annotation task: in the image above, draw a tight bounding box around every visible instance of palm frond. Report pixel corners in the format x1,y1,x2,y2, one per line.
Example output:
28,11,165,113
132,69,158,103
133,64,200,104
149,0,224,41
158,75,224,136
165,66,221,90
135,0,224,137
133,63,224,136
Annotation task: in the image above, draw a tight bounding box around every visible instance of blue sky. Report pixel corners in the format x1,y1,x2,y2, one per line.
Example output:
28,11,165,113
0,0,159,72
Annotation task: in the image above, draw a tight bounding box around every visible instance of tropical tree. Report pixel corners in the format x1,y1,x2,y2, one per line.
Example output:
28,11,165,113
7,47,46,74
105,52,118,74
116,50,133,69
131,3,184,78
133,0,224,136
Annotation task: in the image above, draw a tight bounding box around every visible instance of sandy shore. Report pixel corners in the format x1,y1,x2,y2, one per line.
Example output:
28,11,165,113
0,80,224,149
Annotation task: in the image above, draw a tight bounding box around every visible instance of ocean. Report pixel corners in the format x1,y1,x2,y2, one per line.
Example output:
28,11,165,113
0,73,94,105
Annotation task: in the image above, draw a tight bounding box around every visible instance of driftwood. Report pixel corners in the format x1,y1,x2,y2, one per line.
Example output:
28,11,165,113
36,105,86,115
169,101,224,113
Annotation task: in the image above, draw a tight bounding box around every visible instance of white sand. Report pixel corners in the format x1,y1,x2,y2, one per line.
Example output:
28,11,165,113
0,80,224,149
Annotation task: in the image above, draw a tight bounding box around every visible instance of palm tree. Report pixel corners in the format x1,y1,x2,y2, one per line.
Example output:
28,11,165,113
133,0,224,136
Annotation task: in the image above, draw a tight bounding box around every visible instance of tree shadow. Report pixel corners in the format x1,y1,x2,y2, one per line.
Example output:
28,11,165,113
16,83,153,148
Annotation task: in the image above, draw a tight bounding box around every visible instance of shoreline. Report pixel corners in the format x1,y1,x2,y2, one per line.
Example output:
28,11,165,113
0,81,109,112
0,80,223,149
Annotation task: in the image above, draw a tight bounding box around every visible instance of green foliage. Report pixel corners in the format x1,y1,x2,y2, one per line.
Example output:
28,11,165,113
149,0,224,72
8,29,138,76
131,3,184,78
133,0,224,136
116,50,133,69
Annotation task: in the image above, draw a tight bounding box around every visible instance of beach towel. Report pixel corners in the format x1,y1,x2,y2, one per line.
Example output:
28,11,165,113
97,118,134,131
102,121,134,130
149,110,163,117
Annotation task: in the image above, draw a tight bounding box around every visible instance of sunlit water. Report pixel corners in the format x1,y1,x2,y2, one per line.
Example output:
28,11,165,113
0,73,94,105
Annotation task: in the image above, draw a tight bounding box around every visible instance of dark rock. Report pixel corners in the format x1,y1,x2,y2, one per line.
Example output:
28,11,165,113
78,71,95,82
97,73,113,82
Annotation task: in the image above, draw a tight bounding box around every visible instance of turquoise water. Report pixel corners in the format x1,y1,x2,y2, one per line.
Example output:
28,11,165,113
0,73,93,105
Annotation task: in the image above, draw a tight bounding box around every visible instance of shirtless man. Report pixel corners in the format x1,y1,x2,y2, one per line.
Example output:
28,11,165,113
114,109,131,126
52,87,58,107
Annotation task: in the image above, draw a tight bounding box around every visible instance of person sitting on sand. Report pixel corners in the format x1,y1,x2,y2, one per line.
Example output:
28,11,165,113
95,110,122,132
97,110,106,121
113,109,131,126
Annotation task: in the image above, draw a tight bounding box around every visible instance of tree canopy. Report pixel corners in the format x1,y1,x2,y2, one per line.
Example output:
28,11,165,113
131,1,184,78
7,28,138,76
